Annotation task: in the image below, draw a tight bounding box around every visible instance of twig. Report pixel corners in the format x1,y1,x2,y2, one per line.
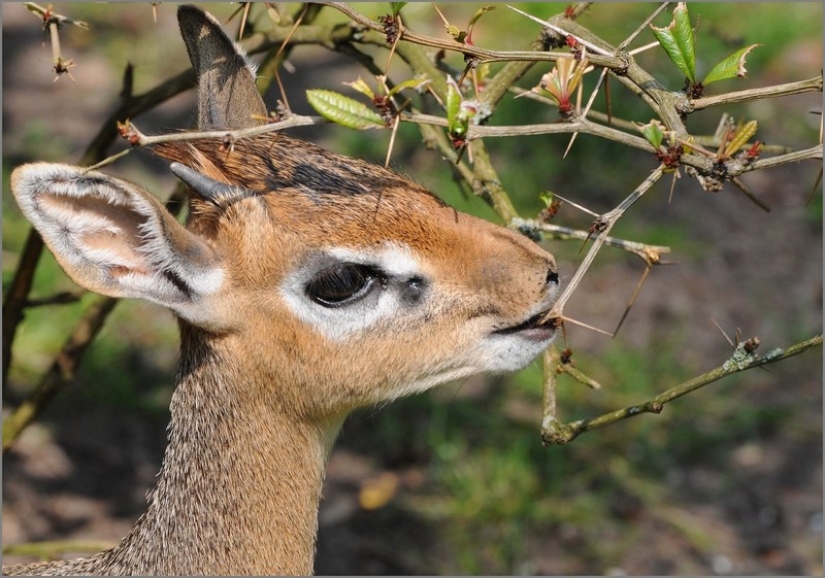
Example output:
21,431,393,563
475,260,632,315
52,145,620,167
545,165,667,321
564,2,670,156
691,76,823,112
541,345,602,438
477,35,548,109
401,112,656,152
731,176,770,213
616,3,670,52
510,86,640,132
561,315,613,338
741,144,822,172
24,2,88,80
541,347,560,426
48,18,75,81
542,335,823,445
121,114,326,148
402,114,822,179
511,219,671,262
613,264,653,337
252,3,321,104
95,2,816,189
326,2,626,69
513,217,671,338
560,361,602,390
544,16,687,133
415,120,477,187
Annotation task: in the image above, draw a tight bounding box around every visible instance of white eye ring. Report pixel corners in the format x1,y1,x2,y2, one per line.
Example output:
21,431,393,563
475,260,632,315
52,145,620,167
280,242,427,341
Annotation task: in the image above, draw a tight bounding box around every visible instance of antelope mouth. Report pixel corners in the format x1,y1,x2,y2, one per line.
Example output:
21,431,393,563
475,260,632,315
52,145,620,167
493,310,557,341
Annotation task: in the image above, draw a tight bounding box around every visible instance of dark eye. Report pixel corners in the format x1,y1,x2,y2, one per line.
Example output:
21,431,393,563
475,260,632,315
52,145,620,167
305,263,382,307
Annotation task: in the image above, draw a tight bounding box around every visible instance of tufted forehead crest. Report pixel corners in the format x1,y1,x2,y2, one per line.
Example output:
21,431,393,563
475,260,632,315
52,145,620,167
151,134,446,206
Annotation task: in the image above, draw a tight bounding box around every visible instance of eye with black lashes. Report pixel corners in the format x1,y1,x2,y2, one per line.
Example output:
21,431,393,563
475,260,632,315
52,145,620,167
305,263,384,307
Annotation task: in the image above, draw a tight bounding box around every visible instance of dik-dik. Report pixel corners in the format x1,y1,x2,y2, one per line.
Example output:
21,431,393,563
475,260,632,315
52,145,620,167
6,5,559,575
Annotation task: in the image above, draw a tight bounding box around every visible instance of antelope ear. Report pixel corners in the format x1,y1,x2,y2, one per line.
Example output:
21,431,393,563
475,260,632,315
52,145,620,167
177,4,268,130
10,163,225,324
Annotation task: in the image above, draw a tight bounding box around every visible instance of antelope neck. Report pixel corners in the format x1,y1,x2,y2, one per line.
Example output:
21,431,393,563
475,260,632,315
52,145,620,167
99,327,331,575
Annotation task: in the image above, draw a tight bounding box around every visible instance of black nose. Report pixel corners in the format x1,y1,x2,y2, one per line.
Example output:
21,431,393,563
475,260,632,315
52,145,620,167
547,269,560,285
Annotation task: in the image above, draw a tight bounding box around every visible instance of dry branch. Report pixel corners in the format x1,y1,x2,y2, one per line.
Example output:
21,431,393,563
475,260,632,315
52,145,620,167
542,335,823,445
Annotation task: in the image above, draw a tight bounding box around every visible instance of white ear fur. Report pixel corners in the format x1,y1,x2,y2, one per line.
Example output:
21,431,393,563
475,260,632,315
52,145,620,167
11,163,225,322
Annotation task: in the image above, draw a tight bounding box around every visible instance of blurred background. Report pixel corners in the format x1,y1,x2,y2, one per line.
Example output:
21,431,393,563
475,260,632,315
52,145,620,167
3,3,822,574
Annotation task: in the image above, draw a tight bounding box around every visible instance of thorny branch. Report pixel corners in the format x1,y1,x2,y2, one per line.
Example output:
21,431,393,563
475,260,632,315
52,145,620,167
691,76,824,112
109,113,822,193
544,165,667,322
541,335,823,445
510,219,671,263
24,2,88,80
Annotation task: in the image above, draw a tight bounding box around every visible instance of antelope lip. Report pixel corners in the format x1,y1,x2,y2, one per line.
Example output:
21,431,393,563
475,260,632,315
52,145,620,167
493,310,556,341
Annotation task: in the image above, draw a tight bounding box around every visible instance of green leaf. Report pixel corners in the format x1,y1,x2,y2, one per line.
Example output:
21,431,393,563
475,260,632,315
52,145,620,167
446,75,463,134
306,90,385,130
390,2,407,17
703,44,761,86
650,2,695,83
638,120,665,150
671,4,695,80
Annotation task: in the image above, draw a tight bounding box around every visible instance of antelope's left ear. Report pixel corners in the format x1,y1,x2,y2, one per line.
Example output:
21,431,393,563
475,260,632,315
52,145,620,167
177,3,268,131
11,163,226,324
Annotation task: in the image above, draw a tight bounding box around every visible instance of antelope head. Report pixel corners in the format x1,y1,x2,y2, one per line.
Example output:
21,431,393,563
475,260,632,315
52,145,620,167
10,4,559,432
